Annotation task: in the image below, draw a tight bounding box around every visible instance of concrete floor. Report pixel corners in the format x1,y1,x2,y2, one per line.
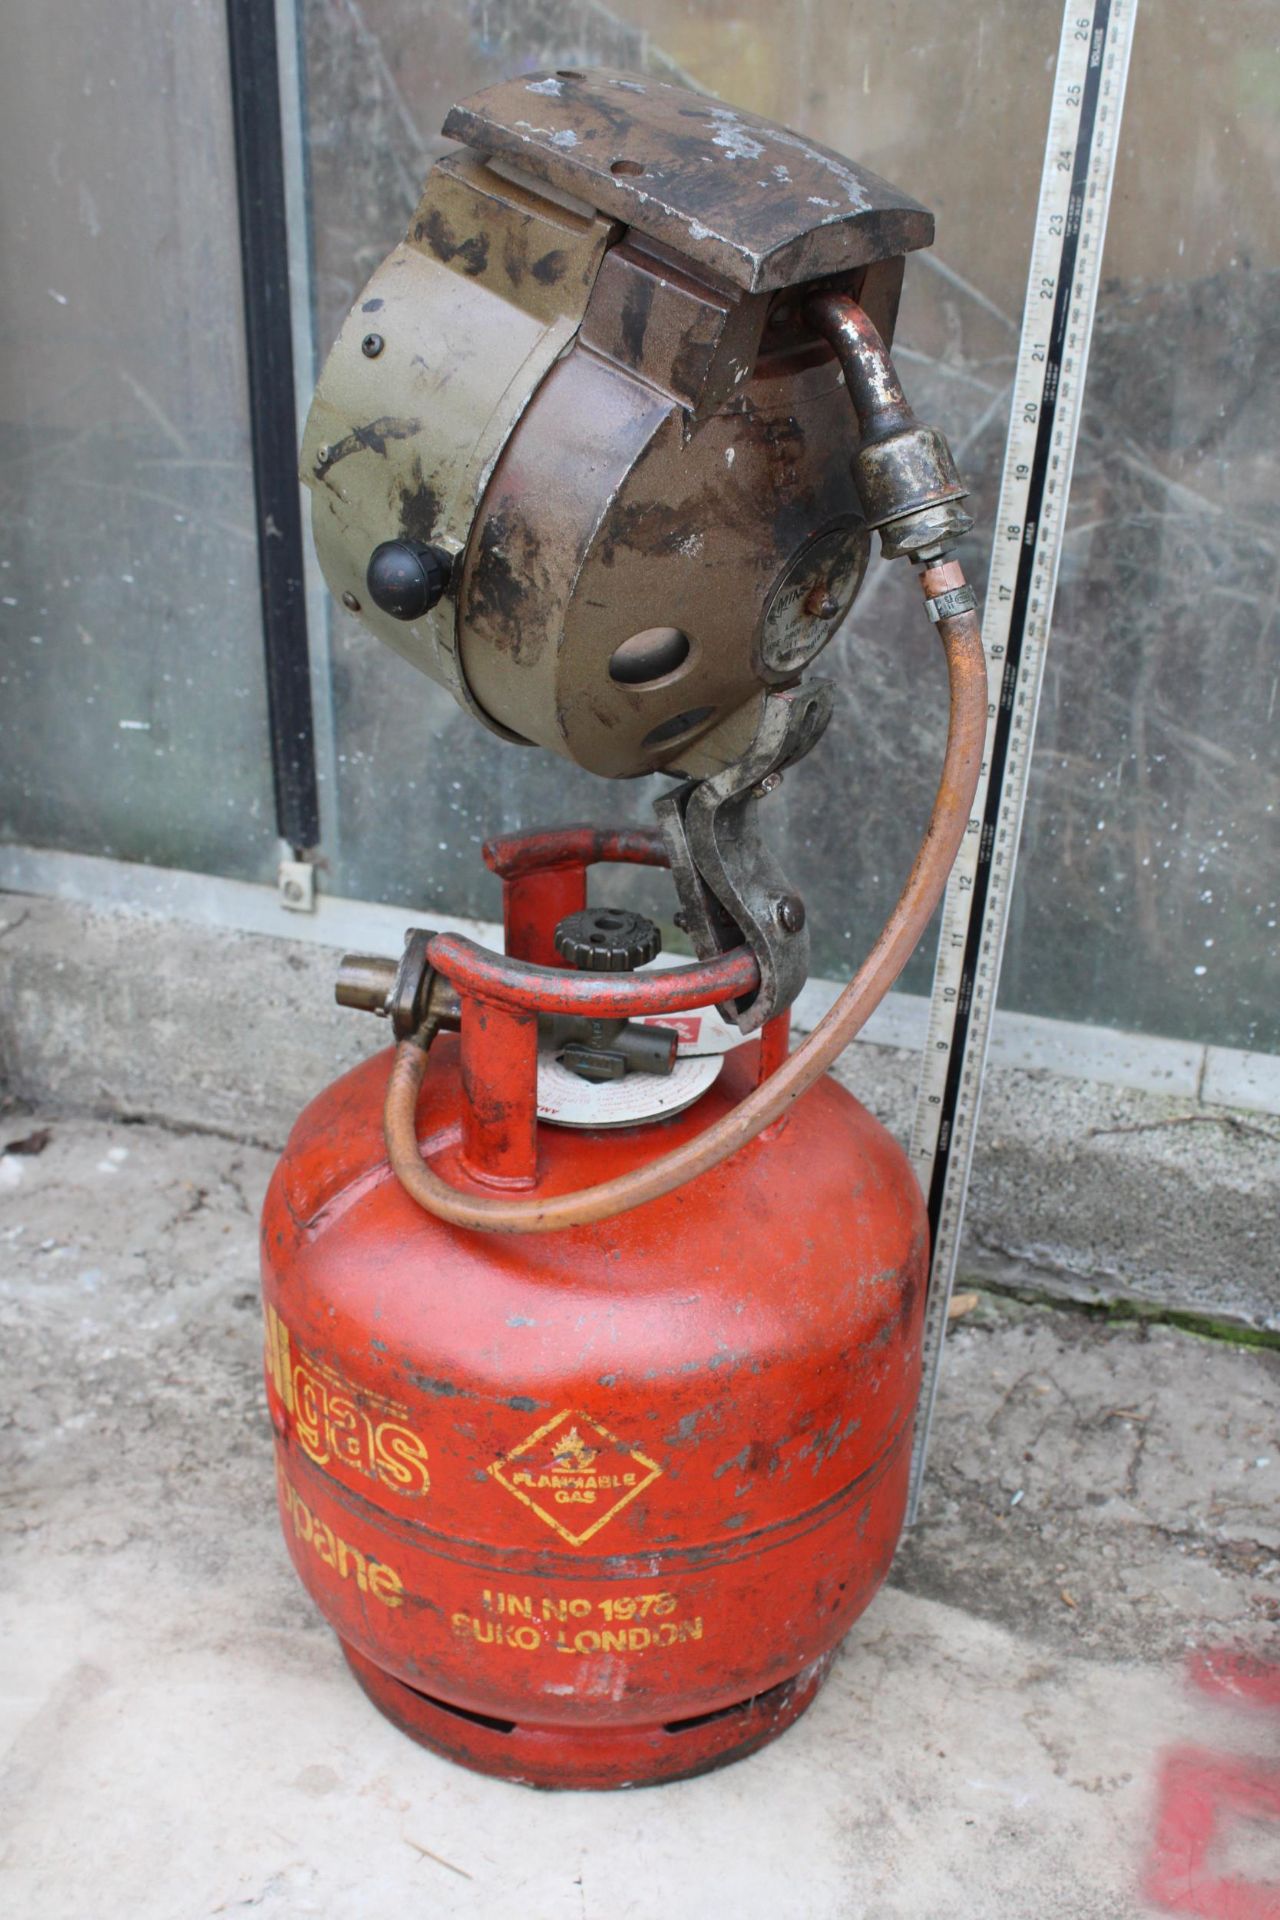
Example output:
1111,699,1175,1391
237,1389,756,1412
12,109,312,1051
1,1113,1278,1920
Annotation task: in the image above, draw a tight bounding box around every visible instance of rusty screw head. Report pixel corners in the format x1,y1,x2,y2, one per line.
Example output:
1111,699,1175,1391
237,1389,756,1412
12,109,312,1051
775,894,806,935
361,332,385,358
804,582,841,620
341,589,361,612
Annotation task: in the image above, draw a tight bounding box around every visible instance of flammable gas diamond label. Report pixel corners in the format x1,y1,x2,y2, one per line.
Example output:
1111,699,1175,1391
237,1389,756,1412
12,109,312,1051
488,1409,662,1547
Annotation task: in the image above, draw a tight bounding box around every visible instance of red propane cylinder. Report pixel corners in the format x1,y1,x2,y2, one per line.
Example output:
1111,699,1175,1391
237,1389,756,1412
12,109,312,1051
260,63,991,1789
261,1018,926,1790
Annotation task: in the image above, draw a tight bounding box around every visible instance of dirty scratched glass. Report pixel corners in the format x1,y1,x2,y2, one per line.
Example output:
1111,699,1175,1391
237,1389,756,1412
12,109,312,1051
296,0,1279,1054
0,0,278,882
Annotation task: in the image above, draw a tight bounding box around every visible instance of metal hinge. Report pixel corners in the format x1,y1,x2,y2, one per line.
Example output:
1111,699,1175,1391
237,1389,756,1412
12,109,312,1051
277,858,316,913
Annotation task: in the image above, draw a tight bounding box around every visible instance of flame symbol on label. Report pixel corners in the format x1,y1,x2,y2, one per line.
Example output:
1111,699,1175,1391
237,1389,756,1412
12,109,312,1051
550,1426,598,1472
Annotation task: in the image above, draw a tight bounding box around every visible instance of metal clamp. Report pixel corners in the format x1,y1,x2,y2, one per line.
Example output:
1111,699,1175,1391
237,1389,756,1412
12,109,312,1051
925,583,977,623
655,684,832,1032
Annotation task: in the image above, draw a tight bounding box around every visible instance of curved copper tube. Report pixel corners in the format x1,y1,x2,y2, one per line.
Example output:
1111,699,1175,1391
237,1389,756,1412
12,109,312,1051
383,568,987,1235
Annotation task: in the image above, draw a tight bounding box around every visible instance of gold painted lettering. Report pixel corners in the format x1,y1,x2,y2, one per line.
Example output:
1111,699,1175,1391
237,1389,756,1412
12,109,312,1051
325,1393,368,1469
292,1363,328,1464
374,1420,431,1495
367,1562,403,1609
267,1311,431,1498
290,1488,314,1544
263,1305,294,1411
334,1536,368,1591
275,1464,402,1607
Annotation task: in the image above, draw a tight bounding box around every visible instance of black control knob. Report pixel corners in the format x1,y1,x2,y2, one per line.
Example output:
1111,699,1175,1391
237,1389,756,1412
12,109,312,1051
554,907,662,973
366,540,451,621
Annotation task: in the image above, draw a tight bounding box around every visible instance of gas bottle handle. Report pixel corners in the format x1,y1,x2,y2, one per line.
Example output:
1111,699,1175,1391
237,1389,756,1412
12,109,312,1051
483,823,671,970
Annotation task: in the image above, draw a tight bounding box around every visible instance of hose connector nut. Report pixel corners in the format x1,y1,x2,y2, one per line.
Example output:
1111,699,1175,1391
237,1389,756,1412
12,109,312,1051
853,425,972,558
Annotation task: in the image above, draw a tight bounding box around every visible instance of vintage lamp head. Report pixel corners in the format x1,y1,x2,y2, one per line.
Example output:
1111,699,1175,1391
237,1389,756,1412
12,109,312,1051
301,68,967,787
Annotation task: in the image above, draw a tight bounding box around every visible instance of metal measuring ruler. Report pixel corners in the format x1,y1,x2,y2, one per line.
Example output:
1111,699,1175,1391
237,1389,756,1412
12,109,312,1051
905,0,1140,1522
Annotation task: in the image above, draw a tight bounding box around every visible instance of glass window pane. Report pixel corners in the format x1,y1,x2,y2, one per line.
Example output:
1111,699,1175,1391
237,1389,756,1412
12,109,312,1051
0,0,278,881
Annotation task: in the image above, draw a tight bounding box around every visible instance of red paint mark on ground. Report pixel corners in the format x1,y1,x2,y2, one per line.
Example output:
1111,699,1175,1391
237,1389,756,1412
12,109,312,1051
1190,1653,1280,1715
1144,1748,1280,1918
1144,1650,1280,1918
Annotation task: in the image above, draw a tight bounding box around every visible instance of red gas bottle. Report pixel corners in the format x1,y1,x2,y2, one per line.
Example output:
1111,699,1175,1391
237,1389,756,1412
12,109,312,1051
260,827,928,1789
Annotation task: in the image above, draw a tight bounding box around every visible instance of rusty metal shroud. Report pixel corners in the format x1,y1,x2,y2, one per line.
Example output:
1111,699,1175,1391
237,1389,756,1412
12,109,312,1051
442,68,933,293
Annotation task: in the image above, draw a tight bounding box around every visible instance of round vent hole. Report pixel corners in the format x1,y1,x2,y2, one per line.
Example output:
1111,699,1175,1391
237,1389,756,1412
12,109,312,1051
609,627,691,685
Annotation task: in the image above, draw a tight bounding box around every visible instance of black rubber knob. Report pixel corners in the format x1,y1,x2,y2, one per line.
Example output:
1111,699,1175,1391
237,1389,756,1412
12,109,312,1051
366,540,451,621
554,907,662,973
